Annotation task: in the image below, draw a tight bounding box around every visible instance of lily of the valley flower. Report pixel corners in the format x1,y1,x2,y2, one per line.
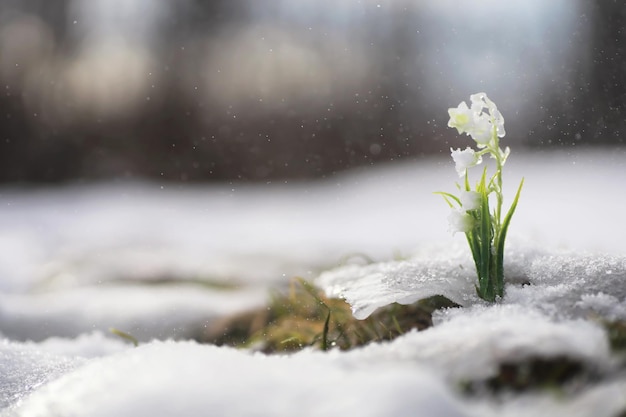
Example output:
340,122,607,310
438,92,524,302
447,209,474,234
447,101,474,135
448,92,505,148
471,93,505,138
450,147,482,177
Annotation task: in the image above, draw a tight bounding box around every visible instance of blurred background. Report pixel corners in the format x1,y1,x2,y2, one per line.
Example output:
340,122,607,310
0,0,623,183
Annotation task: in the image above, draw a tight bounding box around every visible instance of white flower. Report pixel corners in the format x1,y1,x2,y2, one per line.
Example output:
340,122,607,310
443,93,507,148
470,92,489,110
448,209,474,234
460,190,481,210
491,108,505,138
502,146,510,161
468,116,492,147
447,102,474,135
450,147,482,177
470,92,505,139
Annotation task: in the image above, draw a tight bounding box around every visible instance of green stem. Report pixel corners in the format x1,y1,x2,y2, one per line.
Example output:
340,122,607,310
478,168,494,301
492,127,504,297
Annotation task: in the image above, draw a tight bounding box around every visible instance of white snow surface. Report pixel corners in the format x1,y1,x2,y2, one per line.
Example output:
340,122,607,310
1,148,626,417
318,241,626,320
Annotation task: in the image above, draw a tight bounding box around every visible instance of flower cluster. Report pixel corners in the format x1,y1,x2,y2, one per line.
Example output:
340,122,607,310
448,93,505,144
436,93,524,302
448,93,510,181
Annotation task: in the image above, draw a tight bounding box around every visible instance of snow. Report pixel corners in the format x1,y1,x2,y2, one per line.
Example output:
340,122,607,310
350,305,612,382
1,148,626,417
4,342,466,417
319,243,626,320
318,242,479,319
0,285,266,342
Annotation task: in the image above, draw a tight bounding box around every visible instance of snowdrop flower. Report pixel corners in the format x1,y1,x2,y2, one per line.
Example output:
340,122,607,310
460,190,481,211
447,209,474,234
450,147,482,177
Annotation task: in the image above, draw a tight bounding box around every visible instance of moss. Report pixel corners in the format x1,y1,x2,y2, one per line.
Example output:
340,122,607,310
200,278,460,352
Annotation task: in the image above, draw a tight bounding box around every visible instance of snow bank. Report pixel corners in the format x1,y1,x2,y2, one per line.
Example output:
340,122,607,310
5,341,467,417
3,304,622,417
0,340,84,410
350,305,612,381
318,242,626,320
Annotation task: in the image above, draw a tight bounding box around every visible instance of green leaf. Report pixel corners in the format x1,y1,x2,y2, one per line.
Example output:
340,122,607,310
495,177,525,296
477,168,494,301
433,191,461,208
465,230,481,273
296,277,333,351
320,308,331,351
296,277,327,306
109,328,139,347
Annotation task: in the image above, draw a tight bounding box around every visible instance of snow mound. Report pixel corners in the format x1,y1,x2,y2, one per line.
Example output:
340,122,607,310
351,304,612,382
5,341,466,417
318,242,626,320
318,243,480,319
509,253,626,318
0,341,84,410
3,303,620,417
22,331,131,359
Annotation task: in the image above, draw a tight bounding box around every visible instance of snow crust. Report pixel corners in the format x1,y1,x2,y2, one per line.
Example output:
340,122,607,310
3,306,622,417
318,242,480,319
0,341,84,410
1,148,625,417
5,342,466,417
340,304,612,382
318,241,626,320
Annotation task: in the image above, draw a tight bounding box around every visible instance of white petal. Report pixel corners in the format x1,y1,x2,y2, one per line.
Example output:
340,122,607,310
447,209,474,234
